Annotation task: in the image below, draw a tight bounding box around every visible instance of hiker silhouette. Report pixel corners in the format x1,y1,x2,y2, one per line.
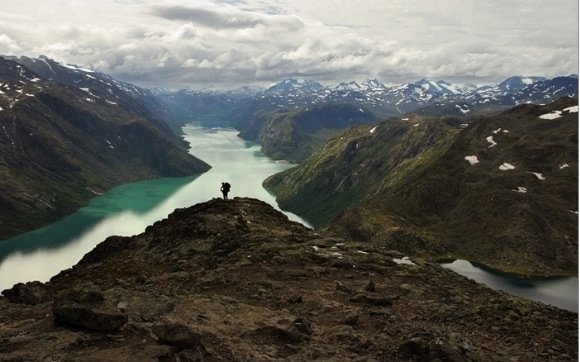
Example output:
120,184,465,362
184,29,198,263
220,182,231,200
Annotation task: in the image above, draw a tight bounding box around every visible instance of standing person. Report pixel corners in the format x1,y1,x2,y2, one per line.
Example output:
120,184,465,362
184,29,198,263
220,182,231,200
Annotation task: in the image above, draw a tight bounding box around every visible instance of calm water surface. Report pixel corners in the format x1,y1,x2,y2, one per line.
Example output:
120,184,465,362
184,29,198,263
0,125,308,289
442,260,578,312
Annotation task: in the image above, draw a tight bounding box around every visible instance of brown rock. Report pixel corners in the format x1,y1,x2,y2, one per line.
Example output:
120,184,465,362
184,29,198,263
2,281,50,305
152,323,202,349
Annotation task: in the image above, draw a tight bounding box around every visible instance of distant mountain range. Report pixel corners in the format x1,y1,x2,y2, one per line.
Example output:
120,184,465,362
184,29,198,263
157,75,578,121
0,55,209,239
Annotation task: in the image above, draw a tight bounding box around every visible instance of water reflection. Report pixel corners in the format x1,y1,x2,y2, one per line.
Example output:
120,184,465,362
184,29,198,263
0,126,310,289
442,259,578,312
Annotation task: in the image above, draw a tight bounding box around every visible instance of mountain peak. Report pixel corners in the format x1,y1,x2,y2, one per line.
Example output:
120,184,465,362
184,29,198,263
265,78,324,94
361,78,385,89
498,76,547,92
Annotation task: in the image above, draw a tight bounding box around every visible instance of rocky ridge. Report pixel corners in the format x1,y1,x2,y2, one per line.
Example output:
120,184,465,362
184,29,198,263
0,198,576,361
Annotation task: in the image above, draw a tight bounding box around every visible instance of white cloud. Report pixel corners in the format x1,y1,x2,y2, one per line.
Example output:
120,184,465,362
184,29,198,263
0,0,577,88
0,34,22,53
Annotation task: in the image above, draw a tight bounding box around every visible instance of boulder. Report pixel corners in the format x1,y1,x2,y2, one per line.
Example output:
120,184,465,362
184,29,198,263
53,304,128,333
52,283,127,333
152,323,202,349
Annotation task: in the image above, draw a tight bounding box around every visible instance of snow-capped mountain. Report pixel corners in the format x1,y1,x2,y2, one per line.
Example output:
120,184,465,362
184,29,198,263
10,55,152,101
497,76,547,93
264,78,324,96
157,75,578,121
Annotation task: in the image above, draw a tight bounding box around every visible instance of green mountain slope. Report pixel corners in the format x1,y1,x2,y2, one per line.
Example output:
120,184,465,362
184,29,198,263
0,57,210,239
265,98,578,276
238,104,376,162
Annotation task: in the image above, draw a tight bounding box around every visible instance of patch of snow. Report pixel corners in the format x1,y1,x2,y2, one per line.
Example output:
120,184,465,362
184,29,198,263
527,172,545,180
559,163,569,170
455,104,470,114
563,105,578,113
359,108,365,113
330,252,343,259
539,111,562,120
512,186,527,193
521,77,535,85
356,250,369,255
492,128,502,134
39,58,56,74
62,63,95,73
499,163,515,171
570,210,579,215
486,136,497,148
312,246,320,252
460,123,468,128
369,126,378,133
106,100,117,105
85,97,95,103
413,123,420,127
502,129,509,133
402,117,409,121
30,78,41,83
393,256,416,266
464,155,479,165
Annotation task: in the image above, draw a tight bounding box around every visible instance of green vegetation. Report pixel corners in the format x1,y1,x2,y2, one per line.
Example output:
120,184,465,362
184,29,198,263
238,104,376,162
0,84,209,240
265,98,578,276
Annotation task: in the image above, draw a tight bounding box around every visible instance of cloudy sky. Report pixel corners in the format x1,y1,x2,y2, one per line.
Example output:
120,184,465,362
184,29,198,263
0,0,577,89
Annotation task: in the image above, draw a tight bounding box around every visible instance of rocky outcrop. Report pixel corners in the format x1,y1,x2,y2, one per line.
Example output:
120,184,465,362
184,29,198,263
52,283,128,333
0,198,576,361
1,281,50,305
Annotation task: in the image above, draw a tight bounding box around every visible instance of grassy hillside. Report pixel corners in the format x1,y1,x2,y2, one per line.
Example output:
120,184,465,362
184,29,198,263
238,104,376,162
265,98,578,276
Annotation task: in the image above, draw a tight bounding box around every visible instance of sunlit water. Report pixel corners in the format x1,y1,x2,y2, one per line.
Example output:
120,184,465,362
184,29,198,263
442,259,578,312
0,125,309,289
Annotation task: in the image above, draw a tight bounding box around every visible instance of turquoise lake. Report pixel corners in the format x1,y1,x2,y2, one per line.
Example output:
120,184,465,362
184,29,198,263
0,126,309,289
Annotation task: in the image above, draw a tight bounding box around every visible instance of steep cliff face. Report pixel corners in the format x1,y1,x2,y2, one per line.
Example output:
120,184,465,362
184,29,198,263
0,57,210,239
265,98,578,276
0,198,576,361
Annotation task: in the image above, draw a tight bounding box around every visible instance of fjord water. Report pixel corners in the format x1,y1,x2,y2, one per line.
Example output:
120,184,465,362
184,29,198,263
443,260,578,312
0,125,308,289
0,127,576,313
